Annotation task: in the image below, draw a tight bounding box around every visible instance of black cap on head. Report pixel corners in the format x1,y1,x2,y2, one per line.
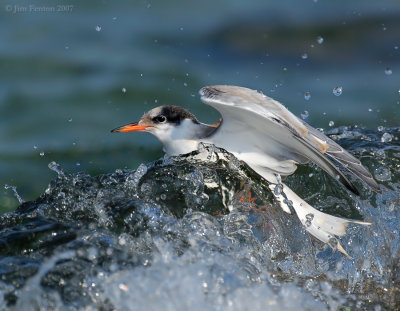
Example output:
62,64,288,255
154,105,199,125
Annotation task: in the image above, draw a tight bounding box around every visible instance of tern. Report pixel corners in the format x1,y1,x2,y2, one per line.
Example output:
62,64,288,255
111,85,380,257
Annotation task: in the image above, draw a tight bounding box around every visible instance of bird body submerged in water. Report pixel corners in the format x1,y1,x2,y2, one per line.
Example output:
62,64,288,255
112,85,380,257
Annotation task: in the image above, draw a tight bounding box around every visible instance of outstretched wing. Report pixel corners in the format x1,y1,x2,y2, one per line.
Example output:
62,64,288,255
199,85,381,194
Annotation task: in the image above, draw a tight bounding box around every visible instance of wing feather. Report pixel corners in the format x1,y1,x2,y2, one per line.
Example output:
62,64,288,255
302,123,381,193
199,85,381,194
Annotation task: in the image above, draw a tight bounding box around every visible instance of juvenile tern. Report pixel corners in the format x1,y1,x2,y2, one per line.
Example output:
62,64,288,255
111,85,380,257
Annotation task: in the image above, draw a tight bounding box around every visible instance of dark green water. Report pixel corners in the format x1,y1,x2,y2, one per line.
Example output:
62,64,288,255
0,1,399,212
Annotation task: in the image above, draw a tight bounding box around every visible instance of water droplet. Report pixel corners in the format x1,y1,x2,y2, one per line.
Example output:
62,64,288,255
329,120,335,127
112,16,117,21
160,194,166,200
121,88,127,93
301,111,309,120
368,108,373,112
273,184,283,196
377,125,384,132
119,283,129,292
76,162,81,166
332,86,343,96
317,36,324,44
87,247,98,260
308,173,313,177
283,199,293,210
301,53,308,60
398,89,400,96
33,145,38,150
304,91,311,100
68,118,72,122
381,132,392,142
146,3,151,8
183,82,187,87
95,25,101,32
374,166,391,181
305,213,314,227
328,237,338,249
385,68,392,76
395,46,399,50
40,151,45,157
118,236,127,246
48,161,64,176
180,27,184,31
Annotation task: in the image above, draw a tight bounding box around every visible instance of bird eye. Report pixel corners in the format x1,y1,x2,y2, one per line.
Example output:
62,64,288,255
155,115,166,123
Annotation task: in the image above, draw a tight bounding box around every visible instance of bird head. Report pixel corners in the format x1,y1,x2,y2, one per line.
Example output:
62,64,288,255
111,105,203,144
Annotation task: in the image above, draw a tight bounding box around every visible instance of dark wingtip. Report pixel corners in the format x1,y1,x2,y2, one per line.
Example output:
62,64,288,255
343,178,360,196
342,175,382,196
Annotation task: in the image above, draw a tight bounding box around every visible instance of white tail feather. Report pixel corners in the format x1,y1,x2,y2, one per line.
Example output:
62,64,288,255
268,183,370,258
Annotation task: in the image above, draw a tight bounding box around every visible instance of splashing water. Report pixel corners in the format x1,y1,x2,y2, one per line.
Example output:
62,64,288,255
0,127,399,310
4,184,24,204
304,91,311,101
48,161,65,177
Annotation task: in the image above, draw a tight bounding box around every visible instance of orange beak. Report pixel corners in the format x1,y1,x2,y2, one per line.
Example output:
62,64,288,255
111,122,152,133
